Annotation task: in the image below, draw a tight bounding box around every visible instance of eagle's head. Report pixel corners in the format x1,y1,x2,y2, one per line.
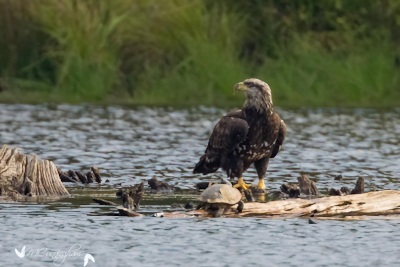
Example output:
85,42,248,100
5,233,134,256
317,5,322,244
234,78,273,113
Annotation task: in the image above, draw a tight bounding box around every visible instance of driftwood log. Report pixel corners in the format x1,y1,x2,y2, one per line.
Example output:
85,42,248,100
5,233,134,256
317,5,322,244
117,206,143,217
0,145,69,197
221,190,400,218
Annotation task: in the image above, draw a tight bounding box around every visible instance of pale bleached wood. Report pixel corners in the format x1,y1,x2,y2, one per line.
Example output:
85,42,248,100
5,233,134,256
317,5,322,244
223,190,400,218
0,145,69,197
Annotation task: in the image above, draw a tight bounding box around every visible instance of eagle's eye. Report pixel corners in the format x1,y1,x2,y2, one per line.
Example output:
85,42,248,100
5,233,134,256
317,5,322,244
244,82,263,93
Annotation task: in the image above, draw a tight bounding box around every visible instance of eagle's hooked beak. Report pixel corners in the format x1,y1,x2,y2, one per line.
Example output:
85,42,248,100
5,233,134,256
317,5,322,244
233,82,249,95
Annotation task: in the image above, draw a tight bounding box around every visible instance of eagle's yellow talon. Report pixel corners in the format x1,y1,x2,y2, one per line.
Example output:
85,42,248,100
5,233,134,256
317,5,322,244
257,179,266,190
233,177,250,190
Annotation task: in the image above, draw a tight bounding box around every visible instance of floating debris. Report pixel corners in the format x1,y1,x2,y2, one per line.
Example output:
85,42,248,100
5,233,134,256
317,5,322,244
184,202,194,210
117,206,143,217
93,198,118,206
309,218,317,224
334,174,343,181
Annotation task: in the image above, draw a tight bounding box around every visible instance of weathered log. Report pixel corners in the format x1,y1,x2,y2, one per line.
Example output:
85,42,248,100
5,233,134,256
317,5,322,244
297,175,320,196
351,177,365,194
117,206,143,217
93,198,117,206
223,190,400,218
0,145,69,197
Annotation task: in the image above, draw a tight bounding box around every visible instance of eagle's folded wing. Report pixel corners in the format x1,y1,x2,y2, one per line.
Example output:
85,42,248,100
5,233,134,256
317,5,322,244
270,119,286,158
206,115,249,155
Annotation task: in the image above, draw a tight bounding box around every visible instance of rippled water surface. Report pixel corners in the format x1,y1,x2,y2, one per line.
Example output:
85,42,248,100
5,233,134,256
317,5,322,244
1,104,400,267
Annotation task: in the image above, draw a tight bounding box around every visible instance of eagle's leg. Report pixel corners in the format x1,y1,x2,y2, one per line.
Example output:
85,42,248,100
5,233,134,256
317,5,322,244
233,177,250,190
257,179,266,190
254,157,270,190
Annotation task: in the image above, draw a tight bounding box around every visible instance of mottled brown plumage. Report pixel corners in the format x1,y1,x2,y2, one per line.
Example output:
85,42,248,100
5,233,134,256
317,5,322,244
193,78,286,189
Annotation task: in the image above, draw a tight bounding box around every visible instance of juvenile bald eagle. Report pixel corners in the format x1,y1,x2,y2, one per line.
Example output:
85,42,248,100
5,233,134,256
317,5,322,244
193,78,286,190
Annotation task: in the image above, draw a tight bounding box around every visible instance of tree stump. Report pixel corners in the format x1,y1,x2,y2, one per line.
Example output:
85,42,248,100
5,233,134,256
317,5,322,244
0,145,69,197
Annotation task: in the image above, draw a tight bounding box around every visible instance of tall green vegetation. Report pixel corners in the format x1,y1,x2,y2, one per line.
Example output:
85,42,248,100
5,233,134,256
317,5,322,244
0,0,399,107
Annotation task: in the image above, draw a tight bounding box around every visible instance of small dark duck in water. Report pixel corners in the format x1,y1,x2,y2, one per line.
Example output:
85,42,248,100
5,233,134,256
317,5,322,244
193,78,287,191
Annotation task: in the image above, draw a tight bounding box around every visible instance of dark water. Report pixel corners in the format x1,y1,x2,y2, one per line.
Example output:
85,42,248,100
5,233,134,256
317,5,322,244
1,104,400,267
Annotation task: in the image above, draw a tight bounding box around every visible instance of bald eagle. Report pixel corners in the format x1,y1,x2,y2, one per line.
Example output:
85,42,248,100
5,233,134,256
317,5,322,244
193,78,286,190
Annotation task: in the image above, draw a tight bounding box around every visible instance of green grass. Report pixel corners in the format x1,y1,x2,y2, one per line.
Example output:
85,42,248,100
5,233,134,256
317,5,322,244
0,0,399,108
